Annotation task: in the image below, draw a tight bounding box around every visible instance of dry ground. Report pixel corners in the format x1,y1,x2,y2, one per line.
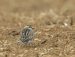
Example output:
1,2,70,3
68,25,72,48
0,0,75,57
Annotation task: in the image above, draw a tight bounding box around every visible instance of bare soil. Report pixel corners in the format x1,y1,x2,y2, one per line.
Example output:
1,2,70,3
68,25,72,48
0,0,75,57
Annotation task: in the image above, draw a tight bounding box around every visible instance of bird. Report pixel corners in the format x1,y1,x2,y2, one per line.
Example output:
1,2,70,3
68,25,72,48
20,25,34,44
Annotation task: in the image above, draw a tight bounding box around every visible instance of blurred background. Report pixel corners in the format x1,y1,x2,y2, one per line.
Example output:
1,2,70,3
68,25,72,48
0,0,75,27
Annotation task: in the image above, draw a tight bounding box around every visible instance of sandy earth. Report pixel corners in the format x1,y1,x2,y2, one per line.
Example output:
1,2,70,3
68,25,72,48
0,0,75,57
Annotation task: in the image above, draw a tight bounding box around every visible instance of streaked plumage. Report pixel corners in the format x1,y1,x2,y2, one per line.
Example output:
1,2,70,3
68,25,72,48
20,26,34,44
